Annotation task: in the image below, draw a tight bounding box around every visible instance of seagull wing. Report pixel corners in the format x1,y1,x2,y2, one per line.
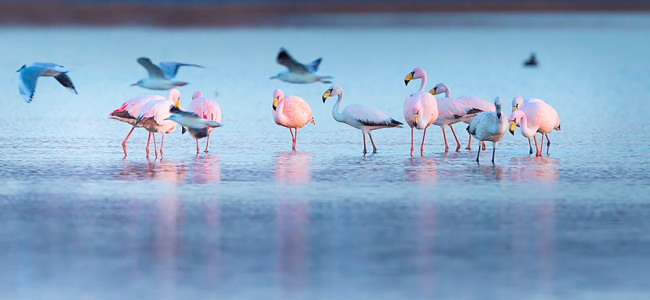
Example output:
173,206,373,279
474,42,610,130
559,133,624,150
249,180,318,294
54,73,78,95
276,48,309,74
18,66,41,103
137,57,167,79
306,58,322,72
158,62,204,79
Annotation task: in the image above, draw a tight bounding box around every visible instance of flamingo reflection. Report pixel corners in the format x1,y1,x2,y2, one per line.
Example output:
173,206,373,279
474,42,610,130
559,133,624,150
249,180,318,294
191,155,221,183
274,151,313,184
509,157,559,183
275,200,310,293
405,157,438,183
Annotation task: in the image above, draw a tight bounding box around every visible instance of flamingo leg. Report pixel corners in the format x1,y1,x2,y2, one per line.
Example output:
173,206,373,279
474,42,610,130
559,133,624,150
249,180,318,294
362,133,367,154
146,132,152,158
160,133,165,157
410,127,414,156
204,134,210,153
420,127,427,156
533,134,540,157
449,125,461,152
441,126,449,152
122,126,135,158
540,133,545,157
476,140,481,163
289,128,295,141
481,141,486,151
491,142,497,164
368,132,377,153
292,128,297,150
545,133,551,155
528,138,533,155
152,133,158,159
466,135,472,150
196,138,200,155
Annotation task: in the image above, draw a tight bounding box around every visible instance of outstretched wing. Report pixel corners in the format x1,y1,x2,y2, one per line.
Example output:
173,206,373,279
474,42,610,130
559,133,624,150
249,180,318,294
137,57,166,79
54,73,78,95
18,67,41,103
276,48,309,74
158,61,204,79
306,58,322,72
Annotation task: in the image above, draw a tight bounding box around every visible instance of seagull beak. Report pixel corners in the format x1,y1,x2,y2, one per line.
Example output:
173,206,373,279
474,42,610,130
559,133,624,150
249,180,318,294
428,87,436,95
412,114,418,127
404,72,414,86
509,121,516,135
131,83,138,86
272,97,279,111
322,90,331,103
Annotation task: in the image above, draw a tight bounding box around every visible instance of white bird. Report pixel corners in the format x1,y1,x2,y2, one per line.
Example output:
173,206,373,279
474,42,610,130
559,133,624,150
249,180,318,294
509,97,561,157
17,62,77,103
132,57,202,90
404,67,439,156
272,89,315,150
511,95,546,154
270,48,332,84
322,86,402,154
108,94,165,158
467,97,508,164
135,89,182,157
429,83,494,151
173,91,222,154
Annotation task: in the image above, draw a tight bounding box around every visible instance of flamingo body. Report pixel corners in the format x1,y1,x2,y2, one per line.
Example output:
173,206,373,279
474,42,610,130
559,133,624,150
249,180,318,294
404,67,438,155
272,89,314,150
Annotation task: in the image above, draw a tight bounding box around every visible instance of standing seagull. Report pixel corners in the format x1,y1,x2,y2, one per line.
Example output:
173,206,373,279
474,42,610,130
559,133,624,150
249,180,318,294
183,91,222,154
271,48,333,84
17,62,77,103
322,86,402,154
404,67,438,156
108,95,164,158
272,89,314,150
467,97,508,164
135,89,182,158
132,57,203,90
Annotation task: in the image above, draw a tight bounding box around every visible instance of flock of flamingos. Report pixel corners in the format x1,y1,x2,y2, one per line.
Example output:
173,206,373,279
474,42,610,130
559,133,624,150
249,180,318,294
17,49,560,164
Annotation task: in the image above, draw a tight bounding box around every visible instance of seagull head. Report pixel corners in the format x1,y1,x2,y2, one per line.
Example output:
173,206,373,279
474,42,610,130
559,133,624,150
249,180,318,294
131,79,143,87
272,89,284,111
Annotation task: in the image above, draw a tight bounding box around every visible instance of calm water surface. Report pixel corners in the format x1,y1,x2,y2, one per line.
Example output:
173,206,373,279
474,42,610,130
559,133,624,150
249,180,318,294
1,13,650,299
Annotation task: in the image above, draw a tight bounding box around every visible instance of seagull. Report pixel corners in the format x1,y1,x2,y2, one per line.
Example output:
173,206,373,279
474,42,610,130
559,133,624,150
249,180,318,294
272,89,315,150
404,67,438,156
135,89,182,157
524,53,538,67
509,98,561,157
17,62,77,103
429,83,494,150
132,57,203,90
467,97,508,164
322,86,402,154
108,95,164,158
171,91,222,154
271,48,333,84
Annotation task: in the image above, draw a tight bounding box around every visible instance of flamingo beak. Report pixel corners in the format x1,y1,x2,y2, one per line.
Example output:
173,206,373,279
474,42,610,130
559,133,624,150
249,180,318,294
512,105,518,113
182,126,187,134
404,72,414,86
509,121,516,135
428,87,436,95
272,97,279,111
412,114,418,128
322,90,331,103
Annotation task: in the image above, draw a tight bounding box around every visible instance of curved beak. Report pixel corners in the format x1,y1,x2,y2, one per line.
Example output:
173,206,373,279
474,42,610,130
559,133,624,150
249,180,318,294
428,87,437,95
272,97,279,111
497,112,501,119
182,126,187,134
404,72,414,86
322,90,332,103
412,114,418,128
512,106,518,113
509,121,516,135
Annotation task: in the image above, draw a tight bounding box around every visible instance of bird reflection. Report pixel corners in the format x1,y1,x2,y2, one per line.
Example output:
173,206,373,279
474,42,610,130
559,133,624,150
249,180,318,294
405,157,438,183
190,155,221,183
274,151,313,184
477,164,505,181
154,194,181,299
509,157,559,182
275,202,310,292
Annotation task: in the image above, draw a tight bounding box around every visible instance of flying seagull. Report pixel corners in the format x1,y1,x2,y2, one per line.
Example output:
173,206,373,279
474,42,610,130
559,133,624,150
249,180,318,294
271,48,333,84
17,62,77,103
132,57,203,90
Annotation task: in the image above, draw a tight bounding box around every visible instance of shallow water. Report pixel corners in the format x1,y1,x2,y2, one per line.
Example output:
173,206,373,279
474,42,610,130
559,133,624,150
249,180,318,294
1,13,650,299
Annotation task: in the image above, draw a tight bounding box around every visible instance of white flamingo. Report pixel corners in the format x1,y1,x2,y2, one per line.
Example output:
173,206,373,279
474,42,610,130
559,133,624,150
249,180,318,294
467,97,508,164
184,91,222,154
404,67,438,156
271,89,315,150
322,86,403,154
509,98,561,157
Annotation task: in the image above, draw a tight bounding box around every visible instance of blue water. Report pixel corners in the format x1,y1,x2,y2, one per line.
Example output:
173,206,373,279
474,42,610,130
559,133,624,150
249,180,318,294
1,13,650,299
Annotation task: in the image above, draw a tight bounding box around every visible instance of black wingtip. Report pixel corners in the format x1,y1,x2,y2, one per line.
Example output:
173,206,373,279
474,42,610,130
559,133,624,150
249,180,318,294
391,119,403,126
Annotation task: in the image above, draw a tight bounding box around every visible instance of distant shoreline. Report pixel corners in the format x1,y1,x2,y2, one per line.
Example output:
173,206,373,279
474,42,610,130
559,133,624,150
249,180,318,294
2,1,650,26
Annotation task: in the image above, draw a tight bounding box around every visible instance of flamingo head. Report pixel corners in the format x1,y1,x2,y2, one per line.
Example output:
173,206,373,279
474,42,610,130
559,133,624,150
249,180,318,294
404,67,426,86
512,95,524,112
429,82,448,96
168,89,181,108
272,89,284,111
322,85,342,103
192,91,203,100
509,110,524,135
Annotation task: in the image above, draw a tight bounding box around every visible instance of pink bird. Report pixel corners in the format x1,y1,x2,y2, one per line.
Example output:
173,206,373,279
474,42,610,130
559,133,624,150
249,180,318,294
403,67,439,156
135,89,182,158
108,94,165,158
271,89,314,151
186,91,222,154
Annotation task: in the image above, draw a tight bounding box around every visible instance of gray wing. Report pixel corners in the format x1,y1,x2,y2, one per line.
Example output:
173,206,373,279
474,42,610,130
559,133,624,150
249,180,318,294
276,48,309,74
137,57,167,79
19,67,42,103
158,62,204,79
54,73,78,95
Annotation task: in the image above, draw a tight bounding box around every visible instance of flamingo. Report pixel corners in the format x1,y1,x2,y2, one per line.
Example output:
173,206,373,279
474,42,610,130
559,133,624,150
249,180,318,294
322,86,403,154
270,48,332,84
511,95,546,155
404,67,438,156
185,91,222,154
132,57,202,90
108,94,165,158
467,97,508,164
509,99,561,157
17,62,77,103
135,89,182,158
271,89,315,150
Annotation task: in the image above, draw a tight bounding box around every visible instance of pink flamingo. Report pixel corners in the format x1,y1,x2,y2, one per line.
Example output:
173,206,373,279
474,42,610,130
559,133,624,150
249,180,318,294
186,91,222,154
404,67,439,156
509,98,561,157
271,89,314,151
136,89,182,158
108,94,165,158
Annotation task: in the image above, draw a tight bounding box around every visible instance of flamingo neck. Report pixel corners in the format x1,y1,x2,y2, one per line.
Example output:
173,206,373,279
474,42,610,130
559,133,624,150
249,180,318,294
519,114,536,137
276,97,287,123
443,86,451,98
332,95,345,122
418,74,427,92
